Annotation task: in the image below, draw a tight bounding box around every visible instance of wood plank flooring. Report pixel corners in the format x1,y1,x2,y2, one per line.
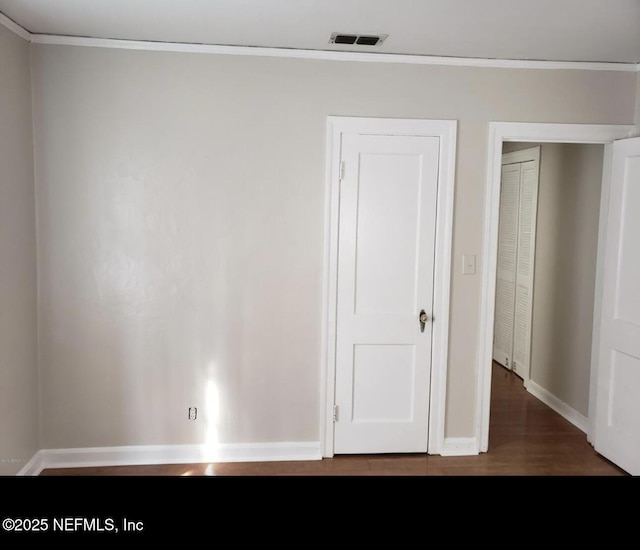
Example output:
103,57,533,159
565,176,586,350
40,362,627,476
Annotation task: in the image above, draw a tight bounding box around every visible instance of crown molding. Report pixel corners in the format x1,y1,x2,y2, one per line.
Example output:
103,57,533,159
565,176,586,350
2,10,639,72
0,11,31,41
30,33,640,72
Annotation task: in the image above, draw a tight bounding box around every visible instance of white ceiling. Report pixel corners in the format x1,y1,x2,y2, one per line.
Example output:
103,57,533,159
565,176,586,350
1,0,639,64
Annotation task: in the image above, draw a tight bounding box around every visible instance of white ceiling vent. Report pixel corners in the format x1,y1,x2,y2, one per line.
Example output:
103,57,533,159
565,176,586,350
329,33,388,46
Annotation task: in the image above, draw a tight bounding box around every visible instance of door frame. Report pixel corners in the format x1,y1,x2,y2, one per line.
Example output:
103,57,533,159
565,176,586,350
321,116,458,457
477,122,637,452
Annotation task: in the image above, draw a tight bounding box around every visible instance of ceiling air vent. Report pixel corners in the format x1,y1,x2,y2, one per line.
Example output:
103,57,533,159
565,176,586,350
329,33,388,46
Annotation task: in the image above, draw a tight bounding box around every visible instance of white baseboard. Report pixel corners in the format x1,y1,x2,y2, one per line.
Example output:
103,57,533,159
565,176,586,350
441,437,479,456
17,441,322,476
17,451,46,476
526,380,588,433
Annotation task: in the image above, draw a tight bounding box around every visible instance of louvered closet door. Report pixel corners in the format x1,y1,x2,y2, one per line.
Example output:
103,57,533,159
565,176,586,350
493,163,521,368
512,160,539,379
493,154,539,378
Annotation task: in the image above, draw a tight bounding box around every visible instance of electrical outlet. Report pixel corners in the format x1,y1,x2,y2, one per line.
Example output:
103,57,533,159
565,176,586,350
188,407,197,420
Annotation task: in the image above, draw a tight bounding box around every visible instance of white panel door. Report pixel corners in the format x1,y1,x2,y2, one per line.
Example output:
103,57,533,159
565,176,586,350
595,137,640,475
334,134,439,454
493,163,521,368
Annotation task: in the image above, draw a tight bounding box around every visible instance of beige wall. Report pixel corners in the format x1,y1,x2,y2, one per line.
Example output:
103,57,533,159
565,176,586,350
636,72,640,132
30,44,637,449
0,25,38,474
504,142,604,416
537,143,603,415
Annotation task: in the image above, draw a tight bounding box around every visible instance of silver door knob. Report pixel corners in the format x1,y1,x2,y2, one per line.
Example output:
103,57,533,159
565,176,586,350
419,310,429,332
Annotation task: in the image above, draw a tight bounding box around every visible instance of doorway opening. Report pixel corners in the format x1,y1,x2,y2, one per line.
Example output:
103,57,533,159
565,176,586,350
493,140,604,432
477,122,636,453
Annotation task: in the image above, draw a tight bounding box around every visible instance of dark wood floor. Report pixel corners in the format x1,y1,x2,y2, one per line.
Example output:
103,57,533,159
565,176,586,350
40,362,627,476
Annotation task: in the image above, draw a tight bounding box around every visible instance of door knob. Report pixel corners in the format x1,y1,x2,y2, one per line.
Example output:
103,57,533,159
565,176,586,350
419,310,429,332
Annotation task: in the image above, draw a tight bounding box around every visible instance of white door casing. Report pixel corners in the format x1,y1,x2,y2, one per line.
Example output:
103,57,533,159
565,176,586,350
322,117,457,457
478,122,636,460
594,136,640,475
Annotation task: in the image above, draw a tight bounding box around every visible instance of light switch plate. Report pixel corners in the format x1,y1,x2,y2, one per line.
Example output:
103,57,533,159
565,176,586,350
463,254,476,275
